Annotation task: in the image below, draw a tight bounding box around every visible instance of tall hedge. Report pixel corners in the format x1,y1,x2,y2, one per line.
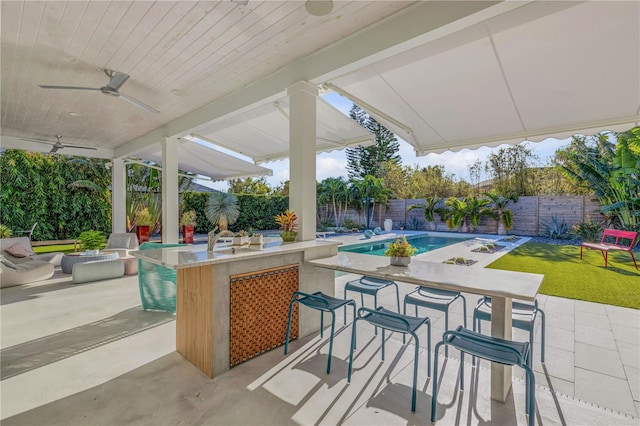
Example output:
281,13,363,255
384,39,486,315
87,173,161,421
182,192,288,233
0,150,111,240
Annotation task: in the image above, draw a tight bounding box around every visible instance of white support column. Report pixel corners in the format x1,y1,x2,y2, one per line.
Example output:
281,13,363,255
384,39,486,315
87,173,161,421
162,137,179,244
111,158,127,233
287,81,318,242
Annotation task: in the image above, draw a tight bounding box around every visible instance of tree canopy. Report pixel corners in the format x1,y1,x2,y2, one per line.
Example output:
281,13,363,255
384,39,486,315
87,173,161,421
346,104,401,179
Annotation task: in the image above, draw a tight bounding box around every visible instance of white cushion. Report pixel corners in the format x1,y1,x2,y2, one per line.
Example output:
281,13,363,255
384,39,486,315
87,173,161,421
0,255,18,269
108,235,131,248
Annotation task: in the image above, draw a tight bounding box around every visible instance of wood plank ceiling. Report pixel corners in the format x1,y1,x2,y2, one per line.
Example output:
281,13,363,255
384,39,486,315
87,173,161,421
1,1,414,151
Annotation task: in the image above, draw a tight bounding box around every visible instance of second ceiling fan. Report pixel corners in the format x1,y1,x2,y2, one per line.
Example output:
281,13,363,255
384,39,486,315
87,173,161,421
22,135,97,154
39,69,160,114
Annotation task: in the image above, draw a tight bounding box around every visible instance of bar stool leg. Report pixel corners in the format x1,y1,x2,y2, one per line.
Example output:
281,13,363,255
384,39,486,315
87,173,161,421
326,310,336,373
284,298,296,355
540,308,546,363
431,341,444,422
411,333,419,412
347,318,358,382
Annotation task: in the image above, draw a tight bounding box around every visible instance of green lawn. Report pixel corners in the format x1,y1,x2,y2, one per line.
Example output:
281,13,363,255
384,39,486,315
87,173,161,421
487,243,640,309
32,244,106,254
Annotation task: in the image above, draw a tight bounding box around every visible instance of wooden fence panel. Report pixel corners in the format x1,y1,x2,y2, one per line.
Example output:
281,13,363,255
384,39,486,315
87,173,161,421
340,195,602,237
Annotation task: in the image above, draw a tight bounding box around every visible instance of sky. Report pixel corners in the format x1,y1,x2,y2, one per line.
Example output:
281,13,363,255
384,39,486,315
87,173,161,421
201,91,571,191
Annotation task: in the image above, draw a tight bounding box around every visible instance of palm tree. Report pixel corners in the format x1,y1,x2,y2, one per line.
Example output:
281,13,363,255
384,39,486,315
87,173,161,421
465,196,493,232
485,192,519,235
205,191,240,231
445,196,492,233
556,131,640,231
320,177,349,228
350,175,391,229
408,196,442,230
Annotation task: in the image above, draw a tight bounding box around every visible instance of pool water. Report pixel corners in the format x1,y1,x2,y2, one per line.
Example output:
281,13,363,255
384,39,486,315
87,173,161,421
339,234,471,256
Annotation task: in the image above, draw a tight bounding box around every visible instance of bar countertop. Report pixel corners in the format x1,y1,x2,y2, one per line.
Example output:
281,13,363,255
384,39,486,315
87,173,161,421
307,252,543,301
132,239,340,269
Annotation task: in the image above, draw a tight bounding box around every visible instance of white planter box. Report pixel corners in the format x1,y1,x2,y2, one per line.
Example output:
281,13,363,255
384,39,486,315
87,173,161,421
232,236,249,246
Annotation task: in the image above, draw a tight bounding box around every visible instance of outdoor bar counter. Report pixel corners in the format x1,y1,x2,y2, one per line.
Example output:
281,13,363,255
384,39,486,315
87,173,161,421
133,239,339,378
307,252,544,403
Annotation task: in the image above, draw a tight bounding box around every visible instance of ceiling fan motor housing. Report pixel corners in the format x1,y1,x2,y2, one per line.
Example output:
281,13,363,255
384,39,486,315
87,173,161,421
101,86,120,96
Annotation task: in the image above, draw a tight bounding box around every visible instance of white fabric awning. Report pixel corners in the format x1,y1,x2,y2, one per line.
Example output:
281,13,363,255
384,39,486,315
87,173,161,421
132,139,272,182
326,1,640,155
187,95,374,164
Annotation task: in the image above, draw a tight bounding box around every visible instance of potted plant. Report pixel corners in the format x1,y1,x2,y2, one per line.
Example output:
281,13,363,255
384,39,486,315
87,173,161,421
233,229,249,246
384,235,417,266
135,207,154,243
181,210,197,244
250,231,263,246
78,230,105,255
485,192,519,235
205,191,240,231
275,210,298,242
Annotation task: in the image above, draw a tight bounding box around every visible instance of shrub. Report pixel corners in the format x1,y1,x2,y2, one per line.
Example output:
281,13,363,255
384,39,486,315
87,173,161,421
342,218,362,230
540,214,572,239
0,224,12,238
406,217,425,230
78,230,105,250
571,219,604,242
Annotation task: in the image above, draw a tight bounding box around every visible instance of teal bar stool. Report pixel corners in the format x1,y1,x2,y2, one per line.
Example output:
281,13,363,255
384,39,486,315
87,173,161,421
431,326,535,426
403,286,467,356
343,276,401,331
348,306,431,412
284,291,356,374
473,296,546,364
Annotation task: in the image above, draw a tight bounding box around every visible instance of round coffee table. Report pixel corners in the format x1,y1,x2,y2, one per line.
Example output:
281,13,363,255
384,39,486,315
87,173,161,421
61,251,119,274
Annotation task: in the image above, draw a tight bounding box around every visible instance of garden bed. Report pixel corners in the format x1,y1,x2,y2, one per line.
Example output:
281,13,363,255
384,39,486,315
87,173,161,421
443,257,477,266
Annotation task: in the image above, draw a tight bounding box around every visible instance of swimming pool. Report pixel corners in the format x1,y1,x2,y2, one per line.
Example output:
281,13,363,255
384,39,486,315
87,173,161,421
338,234,471,256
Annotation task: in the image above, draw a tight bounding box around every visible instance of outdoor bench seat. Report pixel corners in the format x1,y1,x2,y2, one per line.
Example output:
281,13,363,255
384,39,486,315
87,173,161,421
72,259,124,284
580,229,638,270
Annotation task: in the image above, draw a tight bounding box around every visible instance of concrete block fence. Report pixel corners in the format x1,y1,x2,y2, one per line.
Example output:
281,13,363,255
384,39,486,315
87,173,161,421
341,196,601,237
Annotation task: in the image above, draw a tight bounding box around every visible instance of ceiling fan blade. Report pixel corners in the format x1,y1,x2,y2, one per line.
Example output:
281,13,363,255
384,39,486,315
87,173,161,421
38,85,101,91
62,144,98,150
119,92,160,114
21,137,56,145
21,138,96,151
105,71,130,90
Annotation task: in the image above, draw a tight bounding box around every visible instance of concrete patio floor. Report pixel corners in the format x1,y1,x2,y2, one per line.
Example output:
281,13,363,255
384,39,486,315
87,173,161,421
1,234,638,425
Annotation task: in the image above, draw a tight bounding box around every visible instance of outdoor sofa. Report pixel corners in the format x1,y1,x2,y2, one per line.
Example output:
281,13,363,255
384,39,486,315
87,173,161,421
0,236,64,287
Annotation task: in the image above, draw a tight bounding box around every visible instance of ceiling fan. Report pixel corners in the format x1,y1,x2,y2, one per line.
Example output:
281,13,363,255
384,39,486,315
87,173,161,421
21,135,98,154
38,69,160,114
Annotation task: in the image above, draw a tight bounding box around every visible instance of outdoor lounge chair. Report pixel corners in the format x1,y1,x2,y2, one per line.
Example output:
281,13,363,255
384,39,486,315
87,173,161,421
104,232,140,258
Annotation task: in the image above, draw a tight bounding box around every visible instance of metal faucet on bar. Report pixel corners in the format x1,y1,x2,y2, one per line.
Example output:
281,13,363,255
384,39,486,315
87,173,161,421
208,228,236,251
